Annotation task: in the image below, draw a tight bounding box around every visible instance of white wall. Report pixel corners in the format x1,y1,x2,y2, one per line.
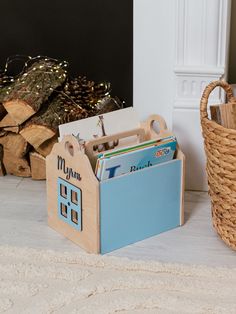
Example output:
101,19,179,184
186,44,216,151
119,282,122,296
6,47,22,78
133,0,176,128
134,0,231,190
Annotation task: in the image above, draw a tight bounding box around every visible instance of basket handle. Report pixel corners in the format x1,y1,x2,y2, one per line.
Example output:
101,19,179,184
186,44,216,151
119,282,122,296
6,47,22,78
200,80,234,119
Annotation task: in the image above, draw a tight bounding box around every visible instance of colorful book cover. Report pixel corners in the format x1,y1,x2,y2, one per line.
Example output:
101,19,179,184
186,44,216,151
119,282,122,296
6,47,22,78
97,135,175,159
96,138,177,181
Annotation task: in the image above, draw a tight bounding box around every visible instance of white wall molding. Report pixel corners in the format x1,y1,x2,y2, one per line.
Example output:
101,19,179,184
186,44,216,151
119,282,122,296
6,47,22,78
174,0,231,108
174,66,225,76
134,0,231,190
173,0,231,190
175,0,230,69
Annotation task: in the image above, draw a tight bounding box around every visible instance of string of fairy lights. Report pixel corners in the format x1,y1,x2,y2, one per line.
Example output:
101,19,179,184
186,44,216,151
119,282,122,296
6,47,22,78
0,55,120,124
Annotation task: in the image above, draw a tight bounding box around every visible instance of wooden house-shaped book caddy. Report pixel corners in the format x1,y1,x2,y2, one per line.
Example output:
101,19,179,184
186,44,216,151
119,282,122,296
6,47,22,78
47,115,185,254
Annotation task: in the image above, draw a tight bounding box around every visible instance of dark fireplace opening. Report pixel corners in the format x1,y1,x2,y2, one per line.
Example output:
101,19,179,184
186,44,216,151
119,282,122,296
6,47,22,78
0,0,133,106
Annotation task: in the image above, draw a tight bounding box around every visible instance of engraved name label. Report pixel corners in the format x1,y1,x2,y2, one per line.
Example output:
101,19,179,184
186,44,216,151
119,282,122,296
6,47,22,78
57,156,81,181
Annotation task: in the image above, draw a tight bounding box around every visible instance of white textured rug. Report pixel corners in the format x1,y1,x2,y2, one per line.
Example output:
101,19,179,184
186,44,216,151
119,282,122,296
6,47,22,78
0,247,236,314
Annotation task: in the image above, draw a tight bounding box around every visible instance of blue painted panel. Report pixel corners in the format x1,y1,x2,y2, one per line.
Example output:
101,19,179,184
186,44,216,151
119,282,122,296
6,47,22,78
100,159,182,254
57,177,82,231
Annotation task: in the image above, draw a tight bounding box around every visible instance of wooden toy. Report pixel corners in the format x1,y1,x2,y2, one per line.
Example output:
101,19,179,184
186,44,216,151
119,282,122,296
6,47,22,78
47,115,185,254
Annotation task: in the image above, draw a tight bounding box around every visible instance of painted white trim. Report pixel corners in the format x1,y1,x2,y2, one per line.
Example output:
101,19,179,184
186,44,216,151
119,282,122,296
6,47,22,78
174,0,231,105
173,0,231,190
174,100,218,111
133,0,231,190
174,67,225,76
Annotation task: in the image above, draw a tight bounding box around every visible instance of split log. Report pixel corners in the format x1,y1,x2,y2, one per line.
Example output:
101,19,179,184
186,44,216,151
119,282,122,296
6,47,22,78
35,135,57,157
0,87,8,120
20,95,87,149
3,149,31,177
0,133,28,158
3,126,19,133
0,113,18,127
0,104,6,120
0,114,19,133
30,152,46,180
0,145,6,176
20,124,55,149
0,130,7,137
2,59,67,124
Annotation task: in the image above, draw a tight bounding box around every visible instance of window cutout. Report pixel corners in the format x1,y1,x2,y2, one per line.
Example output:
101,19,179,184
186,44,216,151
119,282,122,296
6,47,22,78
60,203,67,218
71,209,78,225
58,178,82,231
60,184,67,198
71,190,78,205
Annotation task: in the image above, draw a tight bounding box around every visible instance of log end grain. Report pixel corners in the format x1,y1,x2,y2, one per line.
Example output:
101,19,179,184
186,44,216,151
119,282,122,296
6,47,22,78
20,124,55,149
0,133,28,158
3,150,31,177
3,99,36,124
35,135,58,157
30,152,46,180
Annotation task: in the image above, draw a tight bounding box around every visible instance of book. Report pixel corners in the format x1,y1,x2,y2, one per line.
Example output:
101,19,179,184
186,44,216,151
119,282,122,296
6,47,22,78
58,107,140,142
95,137,163,178
96,136,177,181
97,135,175,159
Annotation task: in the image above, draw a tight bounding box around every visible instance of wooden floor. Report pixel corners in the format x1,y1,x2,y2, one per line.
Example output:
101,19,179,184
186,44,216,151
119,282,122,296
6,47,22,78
0,175,235,267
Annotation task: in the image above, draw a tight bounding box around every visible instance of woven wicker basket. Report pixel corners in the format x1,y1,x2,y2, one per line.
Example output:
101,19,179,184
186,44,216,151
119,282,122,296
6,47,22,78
200,80,236,250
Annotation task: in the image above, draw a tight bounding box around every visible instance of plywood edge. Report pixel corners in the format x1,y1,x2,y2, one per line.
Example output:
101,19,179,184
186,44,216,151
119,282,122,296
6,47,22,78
97,183,101,253
176,148,185,226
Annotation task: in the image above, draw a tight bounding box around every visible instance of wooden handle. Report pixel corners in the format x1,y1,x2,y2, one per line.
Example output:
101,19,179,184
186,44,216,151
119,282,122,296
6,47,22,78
146,114,167,132
144,114,172,139
200,80,234,120
54,135,84,158
85,128,145,168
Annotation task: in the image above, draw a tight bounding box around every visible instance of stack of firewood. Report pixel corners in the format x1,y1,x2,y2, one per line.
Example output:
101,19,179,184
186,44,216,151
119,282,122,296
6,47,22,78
0,57,121,180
